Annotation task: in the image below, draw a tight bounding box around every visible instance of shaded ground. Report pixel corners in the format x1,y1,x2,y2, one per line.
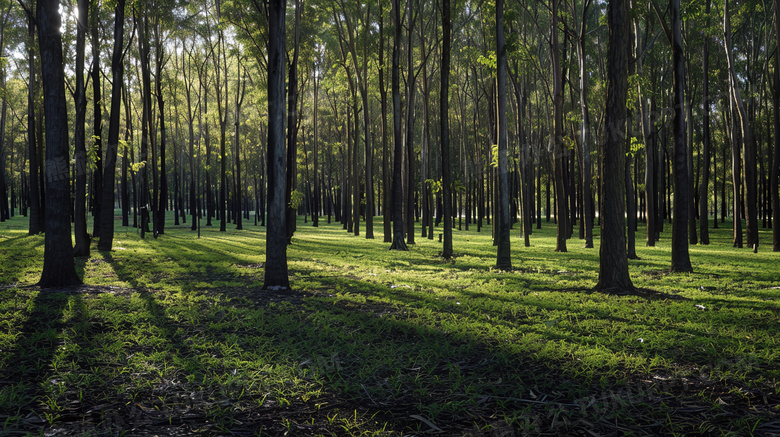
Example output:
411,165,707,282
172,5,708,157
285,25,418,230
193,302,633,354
2,284,778,436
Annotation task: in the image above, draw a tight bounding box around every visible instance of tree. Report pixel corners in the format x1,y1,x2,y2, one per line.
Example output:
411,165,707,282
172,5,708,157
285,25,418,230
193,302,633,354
440,0,453,259
389,0,407,251
72,0,90,257
263,0,290,290
774,0,780,251
699,0,712,245
495,0,510,269
550,0,567,253
97,0,127,251
595,0,633,293
37,0,81,287
26,9,42,236
670,0,692,272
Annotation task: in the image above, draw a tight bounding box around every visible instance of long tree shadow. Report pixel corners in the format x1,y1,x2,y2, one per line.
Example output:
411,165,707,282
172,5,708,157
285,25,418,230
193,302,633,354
0,289,68,433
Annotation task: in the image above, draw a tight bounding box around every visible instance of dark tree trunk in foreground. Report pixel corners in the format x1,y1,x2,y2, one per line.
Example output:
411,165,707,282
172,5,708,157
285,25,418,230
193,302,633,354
495,0,511,269
263,0,290,290
97,0,126,251
73,0,90,257
38,0,81,287
671,0,693,272
441,0,453,259
596,0,633,293
389,0,407,251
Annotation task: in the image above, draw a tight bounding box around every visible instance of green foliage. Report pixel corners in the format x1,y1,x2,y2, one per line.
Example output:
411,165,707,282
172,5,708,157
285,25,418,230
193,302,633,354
289,189,305,209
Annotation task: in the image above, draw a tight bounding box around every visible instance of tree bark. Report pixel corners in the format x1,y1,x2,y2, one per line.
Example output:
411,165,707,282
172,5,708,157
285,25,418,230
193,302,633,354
670,0,693,272
596,0,633,293
73,0,90,257
495,0,511,268
37,0,81,287
699,0,712,245
91,2,103,238
389,0,408,251
97,0,126,251
27,13,42,236
441,0,453,259
551,0,567,252
773,0,780,251
263,0,290,290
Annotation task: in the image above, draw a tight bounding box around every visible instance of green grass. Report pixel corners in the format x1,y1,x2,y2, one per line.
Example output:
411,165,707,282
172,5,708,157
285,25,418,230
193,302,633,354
0,213,779,435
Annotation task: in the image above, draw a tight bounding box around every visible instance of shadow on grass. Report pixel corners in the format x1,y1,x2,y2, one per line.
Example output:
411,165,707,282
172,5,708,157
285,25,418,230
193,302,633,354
0,290,68,431
0,234,44,284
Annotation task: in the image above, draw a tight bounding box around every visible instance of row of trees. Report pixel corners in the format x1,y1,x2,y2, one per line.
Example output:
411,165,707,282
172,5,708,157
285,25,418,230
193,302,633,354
0,0,778,291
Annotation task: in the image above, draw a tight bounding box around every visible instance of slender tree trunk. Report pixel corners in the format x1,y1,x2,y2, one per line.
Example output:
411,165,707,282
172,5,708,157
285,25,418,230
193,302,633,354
389,0,407,251
91,3,103,238
38,0,81,287
495,0,511,268
773,0,780,251
700,0,712,245
73,0,90,257
441,0,453,259
235,63,246,230
154,22,167,235
285,0,302,243
579,0,594,248
671,0,693,272
405,0,416,245
379,10,391,242
139,14,152,238
551,0,567,252
27,15,42,236
97,0,126,251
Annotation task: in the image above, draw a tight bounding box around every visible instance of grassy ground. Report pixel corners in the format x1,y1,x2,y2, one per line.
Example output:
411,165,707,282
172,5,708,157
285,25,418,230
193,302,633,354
0,213,779,436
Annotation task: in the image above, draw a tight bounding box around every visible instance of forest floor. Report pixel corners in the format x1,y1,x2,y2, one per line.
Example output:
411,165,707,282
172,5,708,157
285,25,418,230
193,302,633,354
0,213,779,436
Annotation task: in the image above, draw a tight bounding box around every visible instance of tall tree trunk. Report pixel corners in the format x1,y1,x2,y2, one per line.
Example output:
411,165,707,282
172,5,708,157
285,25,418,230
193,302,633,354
578,0,594,248
495,0,511,268
73,0,90,257
91,3,103,238
551,0,567,252
671,0,693,272
139,14,152,238
263,0,290,290
724,0,757,249
121,82,130,228
773,0,780,251
699,0,712,245
596,0,633,292
389,0,408,251
441,0,453,259
37,0,81,287
97,0,126,251
405,0,417,245
285,0,302,243
154,21,167,235
235,63,246,230
27,14,42,235
379,10,391,242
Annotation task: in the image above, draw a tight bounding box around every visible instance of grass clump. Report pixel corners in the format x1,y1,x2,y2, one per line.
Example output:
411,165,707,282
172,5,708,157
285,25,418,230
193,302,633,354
0,214,778,435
